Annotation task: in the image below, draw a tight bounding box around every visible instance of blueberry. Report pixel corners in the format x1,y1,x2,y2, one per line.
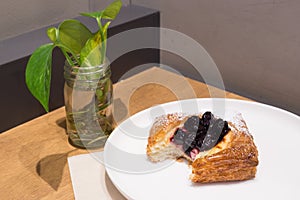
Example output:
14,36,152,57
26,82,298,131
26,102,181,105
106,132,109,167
172,128,185,145
215,118,224,129
184,116,200,133
222,121,230,133
217,121,230,142
183,132,197,152
202,111,214,121
211,119,231,144
195,133,205,149
200,130,219,151
199,118,210,128
197,124,206,133
200,119,225,151
212,119,225,137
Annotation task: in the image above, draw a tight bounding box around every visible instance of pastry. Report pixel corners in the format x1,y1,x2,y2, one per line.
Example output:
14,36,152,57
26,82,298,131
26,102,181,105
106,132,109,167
146,111,259,183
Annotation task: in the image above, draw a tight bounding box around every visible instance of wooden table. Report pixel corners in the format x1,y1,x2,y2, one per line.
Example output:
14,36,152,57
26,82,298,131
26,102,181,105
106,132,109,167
0,67,249,200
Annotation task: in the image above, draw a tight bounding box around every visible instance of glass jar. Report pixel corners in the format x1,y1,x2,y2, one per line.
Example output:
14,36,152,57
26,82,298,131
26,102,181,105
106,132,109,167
64,59,113,149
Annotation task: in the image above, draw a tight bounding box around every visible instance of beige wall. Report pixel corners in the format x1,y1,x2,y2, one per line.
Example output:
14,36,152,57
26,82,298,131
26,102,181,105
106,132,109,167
132,0,300,115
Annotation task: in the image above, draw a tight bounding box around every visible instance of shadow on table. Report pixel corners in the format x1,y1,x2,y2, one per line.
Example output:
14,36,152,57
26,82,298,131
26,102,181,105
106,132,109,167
112,98,128,125
56,117,67,134
36,150,76,191
104,172,127,199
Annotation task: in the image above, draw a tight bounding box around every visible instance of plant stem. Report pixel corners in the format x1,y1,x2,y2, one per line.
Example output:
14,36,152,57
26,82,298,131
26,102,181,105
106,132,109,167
61,49,74,66
102,36,107,64
96,17,106,64
56,43,80,65
96,17,102,30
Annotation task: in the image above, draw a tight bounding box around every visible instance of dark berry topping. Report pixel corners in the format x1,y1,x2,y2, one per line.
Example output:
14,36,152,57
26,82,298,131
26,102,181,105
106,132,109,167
195,129,206,149
199,118,210,128
183,132,197,153
170,111,231,159
200,126,220,151
184,116,200,132
172,128,185,145
215,118,225,130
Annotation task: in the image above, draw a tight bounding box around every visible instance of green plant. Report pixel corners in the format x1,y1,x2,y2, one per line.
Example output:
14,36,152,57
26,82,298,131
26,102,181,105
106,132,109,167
25,0,122,112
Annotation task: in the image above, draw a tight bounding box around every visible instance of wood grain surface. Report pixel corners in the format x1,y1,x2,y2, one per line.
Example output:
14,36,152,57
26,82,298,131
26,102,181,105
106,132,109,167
0,67,250,200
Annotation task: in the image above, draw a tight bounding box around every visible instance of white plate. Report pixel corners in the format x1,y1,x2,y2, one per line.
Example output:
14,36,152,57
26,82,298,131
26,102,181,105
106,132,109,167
104,98,300,200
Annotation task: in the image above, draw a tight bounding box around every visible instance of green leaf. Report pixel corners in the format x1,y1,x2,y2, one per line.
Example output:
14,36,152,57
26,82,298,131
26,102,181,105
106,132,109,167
80,21,111,67
80,11,103,19
58,19,92,55
80,31,102,67
80,0,122,20
47,27,57,43
102,0,122,20
25,43,54,112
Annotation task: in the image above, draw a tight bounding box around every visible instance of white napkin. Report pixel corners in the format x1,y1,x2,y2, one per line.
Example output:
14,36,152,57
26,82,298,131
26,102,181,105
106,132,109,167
67,152,126,200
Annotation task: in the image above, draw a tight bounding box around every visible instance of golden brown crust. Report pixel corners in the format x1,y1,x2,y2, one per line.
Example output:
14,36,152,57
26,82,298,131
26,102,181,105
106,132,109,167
190,167,257,183
191,124,259,183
